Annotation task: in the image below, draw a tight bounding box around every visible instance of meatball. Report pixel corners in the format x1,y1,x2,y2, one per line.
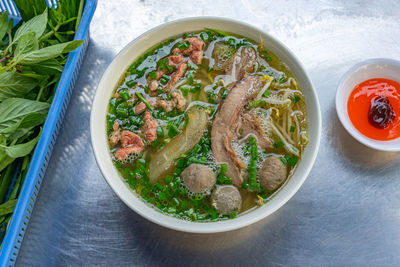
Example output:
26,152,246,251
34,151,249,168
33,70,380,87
211,185,242,215
181,164,216,194
259,156,287,191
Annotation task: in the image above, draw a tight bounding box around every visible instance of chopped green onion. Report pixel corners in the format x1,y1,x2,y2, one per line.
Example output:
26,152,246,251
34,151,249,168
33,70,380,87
126,80,137,88
221,88,228,99
148,71,157,79
180,85,190,96
220,164,227,174
227,38,235,46
249,100,265,108
151,139,160,148
164,175,172,184
282,155,298,166
290,126,295,132
120,89,130,101
116,108,128,118
187,73,194,84
292,96,300,104
273,141,284,148
156,126,165,138
135,92,154,112
191,83,201,93
168,124,179,138
263,90,271,97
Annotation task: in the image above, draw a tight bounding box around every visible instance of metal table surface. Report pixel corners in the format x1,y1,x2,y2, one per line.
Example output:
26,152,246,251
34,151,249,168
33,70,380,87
16,1,400,266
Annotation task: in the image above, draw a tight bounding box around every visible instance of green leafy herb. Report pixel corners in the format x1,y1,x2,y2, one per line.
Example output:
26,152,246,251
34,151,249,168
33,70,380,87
292,96,300,104
0,0,84,243
273,140,284,148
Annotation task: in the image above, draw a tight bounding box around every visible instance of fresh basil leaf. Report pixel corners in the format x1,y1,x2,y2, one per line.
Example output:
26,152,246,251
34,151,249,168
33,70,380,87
15,40,83,65
0,12,8,40
0,98,49,132
0,72,37,101
30,59,64,74
13,0,47,21
1,129,41,158
1,112,46,139
0,138,14,172
19,72,49,81
13,9,48,42
14,32,39,57
0,199,17,216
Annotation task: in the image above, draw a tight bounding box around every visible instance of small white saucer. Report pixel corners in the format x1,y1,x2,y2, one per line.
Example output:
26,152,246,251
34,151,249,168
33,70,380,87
336,58,400,151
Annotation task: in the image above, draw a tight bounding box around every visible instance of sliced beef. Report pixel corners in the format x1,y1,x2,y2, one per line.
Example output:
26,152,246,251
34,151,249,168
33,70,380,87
168,54,182,65
109,121,121,147
142,111,158,143
115,130,144,160
166,62,187,91
158,99,174,112
190,50,203,65
155,69,167,80
236,111,272,149
225,46,256,81
134,102,147,114
149,80,158,91
181,37,204,55
211,75,263,187
171,91,186,111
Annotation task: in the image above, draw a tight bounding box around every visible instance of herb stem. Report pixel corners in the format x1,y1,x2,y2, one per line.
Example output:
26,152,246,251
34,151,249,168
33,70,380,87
135,92,154,112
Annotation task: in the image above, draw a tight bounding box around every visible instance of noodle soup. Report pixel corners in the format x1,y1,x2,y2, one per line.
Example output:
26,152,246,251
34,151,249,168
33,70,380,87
106,29,308,221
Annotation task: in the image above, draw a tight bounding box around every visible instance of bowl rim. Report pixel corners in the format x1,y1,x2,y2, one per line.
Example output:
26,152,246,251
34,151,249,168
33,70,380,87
90,16,321,233
335,57,400,151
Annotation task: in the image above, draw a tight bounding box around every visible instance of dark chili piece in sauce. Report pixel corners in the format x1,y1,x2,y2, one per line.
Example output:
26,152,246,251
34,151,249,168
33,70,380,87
368,96,395,129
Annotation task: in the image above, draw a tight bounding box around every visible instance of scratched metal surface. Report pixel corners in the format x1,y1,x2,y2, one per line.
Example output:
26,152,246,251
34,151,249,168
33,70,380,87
16,0,400,266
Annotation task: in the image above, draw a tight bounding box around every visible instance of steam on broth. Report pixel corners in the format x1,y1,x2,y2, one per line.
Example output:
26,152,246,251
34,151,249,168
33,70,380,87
106,29,308,221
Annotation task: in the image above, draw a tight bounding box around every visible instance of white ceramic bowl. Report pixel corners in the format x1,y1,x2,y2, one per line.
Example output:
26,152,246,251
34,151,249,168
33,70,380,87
336,58,400,151
91,17,321,233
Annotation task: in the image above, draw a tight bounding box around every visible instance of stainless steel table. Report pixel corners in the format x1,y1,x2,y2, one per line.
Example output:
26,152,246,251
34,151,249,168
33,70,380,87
16,1,400,266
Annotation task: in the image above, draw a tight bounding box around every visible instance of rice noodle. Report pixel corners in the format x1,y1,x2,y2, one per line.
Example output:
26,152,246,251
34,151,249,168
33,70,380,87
256,77,272,99
270,119,299,156
170,78,188,92
261,97,291,106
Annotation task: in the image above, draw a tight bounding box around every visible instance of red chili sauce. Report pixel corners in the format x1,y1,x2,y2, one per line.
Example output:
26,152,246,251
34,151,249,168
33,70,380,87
347,78,400,141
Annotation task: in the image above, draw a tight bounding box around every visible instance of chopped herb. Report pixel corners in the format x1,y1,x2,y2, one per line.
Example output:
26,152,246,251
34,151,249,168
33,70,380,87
148,71,157,79
151,139,160,148
273,141,284,148
177,40,190,50
221,88,228,99
160,75,170,86
190,83,201,93
135,92,154,112
168,124,179,138
281,155,298,166
126,80,137,88
263,90,271,97
292,96,300,104
187,63,198,70
180,85,190,96
156,126,165,138
220,164,227,174
290,126,295,132
119,89,130,101
187,73,194,84
248,100,265,108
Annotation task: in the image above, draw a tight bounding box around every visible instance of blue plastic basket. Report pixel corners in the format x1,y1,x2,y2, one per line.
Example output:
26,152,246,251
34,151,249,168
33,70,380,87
0,0,97,265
